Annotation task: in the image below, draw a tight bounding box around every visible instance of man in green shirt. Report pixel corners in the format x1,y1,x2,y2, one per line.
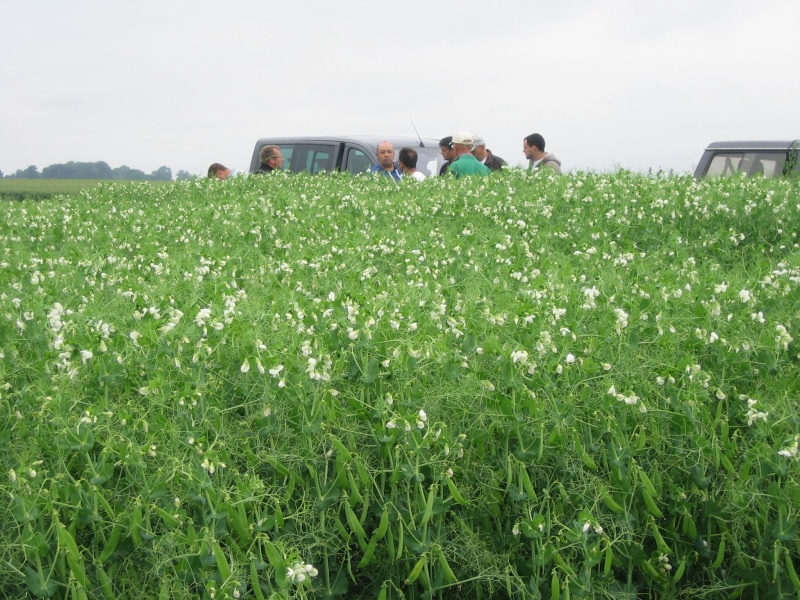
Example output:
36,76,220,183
447,132,491,178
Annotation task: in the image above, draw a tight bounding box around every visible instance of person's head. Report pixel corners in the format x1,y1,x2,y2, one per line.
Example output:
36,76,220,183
439,136,457,162
208,163,231,180
398,147,418,173
471,135,488,161
523,133,546,161
376,142,396,170
259,145,285,170
451,131,474,156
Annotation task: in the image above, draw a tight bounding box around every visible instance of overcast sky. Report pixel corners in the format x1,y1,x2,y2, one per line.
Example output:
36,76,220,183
1,0,798,176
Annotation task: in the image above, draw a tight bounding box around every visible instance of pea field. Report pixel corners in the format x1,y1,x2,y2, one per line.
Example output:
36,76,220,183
2,171,799,599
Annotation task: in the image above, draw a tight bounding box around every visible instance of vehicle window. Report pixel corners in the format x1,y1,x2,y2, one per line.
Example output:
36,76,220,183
706,152,786,178
706,153,744,177
415,147,443,177
283,144,336,173
280,147,294,171
344,148,372,174
742,152,785,177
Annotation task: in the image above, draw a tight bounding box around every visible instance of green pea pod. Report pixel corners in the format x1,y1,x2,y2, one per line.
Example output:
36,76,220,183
640,559,664,582
785,548,800,591
357,533,380,568
420,484,437,528
638,468,658,497
650,519,670,555
551,570,560,600
262,539,283,572
347,470,364,506
436,546,457,584
671,559,686,584
446,477,467,505
386,520,396,561
94,489,116,521
518,465,537,501
712,536,726,568
603,543,613,576
129,504,143,547
212,540,231,583
405,555,426,585
152,505,180,529
250,560,266,600
374,506,390,540
602,494,624,515
574,435,597,470
56,520,87,589
330,435,353,461
354,456,370,487
537,430,545,460
96,564,116,600
159,579,170,600
641,487,664,519
98,525,122,564
395,520,405,560
344,498,367,545
719,453,735,474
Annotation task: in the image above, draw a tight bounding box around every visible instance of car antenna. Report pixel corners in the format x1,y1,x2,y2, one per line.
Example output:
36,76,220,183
410,118,425,147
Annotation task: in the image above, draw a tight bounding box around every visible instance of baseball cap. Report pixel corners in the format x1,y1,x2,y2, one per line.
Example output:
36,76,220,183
471,135,485,147
451,131,474,146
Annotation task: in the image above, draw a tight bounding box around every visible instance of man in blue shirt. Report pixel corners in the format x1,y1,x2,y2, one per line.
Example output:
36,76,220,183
369,141,402,181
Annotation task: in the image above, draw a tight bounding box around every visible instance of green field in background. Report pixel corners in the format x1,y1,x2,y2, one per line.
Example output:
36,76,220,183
0,179,173,199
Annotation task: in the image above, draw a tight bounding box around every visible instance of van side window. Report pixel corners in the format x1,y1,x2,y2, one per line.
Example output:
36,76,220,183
345,149,371,174
277,145,335,173
280,147,294,171
706,152,786,178
706,153,743,177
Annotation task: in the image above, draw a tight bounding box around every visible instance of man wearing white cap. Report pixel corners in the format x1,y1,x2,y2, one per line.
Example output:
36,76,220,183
447,132,491,179
471,135,507,171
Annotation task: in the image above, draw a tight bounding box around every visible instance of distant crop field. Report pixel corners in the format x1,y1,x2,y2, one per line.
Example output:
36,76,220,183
2,171,799,599
0,179,173,200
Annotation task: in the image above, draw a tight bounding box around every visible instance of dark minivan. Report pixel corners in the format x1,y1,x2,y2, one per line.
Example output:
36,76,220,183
694,140,800,179
250,136,444,177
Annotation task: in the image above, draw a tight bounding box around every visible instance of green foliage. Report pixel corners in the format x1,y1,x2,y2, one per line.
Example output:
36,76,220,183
0,179,173,200
8,162,176,182
1,171,799,599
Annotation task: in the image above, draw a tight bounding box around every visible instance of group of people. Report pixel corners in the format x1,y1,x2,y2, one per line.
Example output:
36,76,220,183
207,133,561,180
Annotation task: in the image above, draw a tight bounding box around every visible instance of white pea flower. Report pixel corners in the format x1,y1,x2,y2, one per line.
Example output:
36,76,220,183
269,365,284,377
778,436,799,459
287,561,318,584
80,350,93,364
240,359,250,373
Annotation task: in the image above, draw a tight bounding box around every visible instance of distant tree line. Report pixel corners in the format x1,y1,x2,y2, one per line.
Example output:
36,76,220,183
2,162,192,181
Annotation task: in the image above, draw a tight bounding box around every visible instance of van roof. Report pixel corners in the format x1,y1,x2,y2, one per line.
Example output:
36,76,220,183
253,135,442,150
704,140,800,151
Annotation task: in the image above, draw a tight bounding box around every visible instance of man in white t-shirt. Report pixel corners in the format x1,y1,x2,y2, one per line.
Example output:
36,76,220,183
398,147,427,181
